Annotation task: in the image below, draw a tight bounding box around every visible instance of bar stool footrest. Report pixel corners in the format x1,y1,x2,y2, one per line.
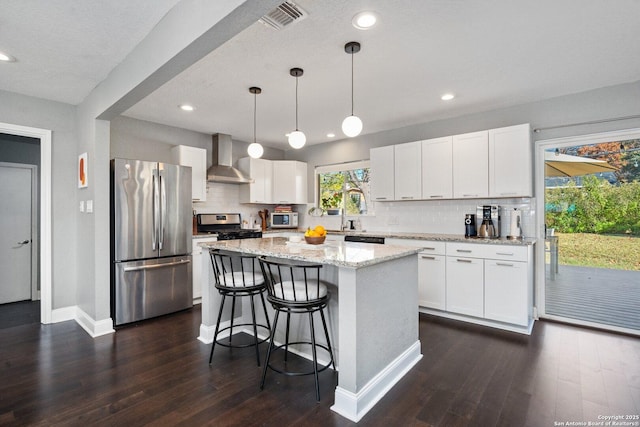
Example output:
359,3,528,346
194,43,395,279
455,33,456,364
214,323,271,349
265,341,334,376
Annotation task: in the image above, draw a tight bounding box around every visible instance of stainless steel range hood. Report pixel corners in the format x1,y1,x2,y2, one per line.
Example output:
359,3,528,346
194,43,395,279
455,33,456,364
207,134,253,184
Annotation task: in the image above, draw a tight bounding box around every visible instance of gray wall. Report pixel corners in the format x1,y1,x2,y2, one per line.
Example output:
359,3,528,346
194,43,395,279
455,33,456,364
110,116,285,165
0,89,78,309
286,80,640,198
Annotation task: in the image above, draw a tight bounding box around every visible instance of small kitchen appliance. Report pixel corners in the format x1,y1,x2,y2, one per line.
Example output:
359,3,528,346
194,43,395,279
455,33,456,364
508,208,523,239
196,213,263,240
270,212,298,229
476,205,501,238
464,214,477,237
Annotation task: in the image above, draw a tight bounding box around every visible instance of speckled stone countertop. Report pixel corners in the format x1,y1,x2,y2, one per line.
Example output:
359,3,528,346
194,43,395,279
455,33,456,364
200,237,422,268
262,229,536,246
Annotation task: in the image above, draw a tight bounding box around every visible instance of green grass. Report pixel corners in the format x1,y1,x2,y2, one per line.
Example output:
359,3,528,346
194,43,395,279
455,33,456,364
556,232,640,271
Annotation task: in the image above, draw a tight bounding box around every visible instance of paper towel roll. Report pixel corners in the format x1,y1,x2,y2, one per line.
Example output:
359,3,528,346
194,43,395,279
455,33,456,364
510,209,522,237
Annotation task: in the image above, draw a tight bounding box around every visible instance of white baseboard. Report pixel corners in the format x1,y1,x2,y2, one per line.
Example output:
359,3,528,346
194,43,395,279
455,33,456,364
331,341,422,422
50,305,115,338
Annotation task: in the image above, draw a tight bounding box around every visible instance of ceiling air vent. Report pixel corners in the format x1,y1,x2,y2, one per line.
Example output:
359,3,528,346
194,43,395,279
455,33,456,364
259,2,307,30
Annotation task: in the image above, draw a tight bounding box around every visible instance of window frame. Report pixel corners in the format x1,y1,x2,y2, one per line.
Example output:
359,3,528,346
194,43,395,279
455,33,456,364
314,160,372,216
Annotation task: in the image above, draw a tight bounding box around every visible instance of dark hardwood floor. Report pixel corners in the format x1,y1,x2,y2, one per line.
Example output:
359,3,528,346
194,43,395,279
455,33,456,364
1,304,638,426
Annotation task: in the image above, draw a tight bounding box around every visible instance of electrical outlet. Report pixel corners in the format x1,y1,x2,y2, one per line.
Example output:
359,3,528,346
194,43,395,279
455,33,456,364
79,201,85,213
86,200,93,213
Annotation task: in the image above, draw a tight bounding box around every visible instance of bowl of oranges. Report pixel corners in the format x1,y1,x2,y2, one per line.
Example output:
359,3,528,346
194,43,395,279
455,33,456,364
304,225,327,245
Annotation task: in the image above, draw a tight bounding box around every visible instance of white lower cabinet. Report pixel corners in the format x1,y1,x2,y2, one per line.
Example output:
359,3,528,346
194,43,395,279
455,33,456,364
418,242,446,310
446,256,484,317
484,259,528,326
416,240,534,334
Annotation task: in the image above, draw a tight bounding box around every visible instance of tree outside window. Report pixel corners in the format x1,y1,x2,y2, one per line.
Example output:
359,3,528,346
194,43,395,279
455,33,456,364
317,162,370,215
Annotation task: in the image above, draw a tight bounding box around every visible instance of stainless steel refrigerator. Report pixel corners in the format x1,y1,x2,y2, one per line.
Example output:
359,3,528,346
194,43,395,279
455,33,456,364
111,158,193,326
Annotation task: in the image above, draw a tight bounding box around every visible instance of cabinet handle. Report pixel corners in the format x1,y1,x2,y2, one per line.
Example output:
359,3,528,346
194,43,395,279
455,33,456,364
429,195,444,198
500,192,517,196
456,249,472,253
421,255,436,260
496,262,514,267
423,247,436,250
463,194,478,197
495,252,514,256
375,197,388,200
401,196,414,199
456,259,472,263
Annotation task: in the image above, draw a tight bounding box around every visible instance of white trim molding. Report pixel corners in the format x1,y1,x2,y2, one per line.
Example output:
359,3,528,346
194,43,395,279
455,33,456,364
52,305,115,337
331,340,422,423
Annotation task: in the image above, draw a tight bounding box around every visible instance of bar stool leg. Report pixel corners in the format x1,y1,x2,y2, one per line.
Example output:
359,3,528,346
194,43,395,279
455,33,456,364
229,295,237,346
259,291,271,332
319,308,335,370
309,311,320,401
209,294,227,364
261,309,280,390
249,294,261,366
284,311,291,362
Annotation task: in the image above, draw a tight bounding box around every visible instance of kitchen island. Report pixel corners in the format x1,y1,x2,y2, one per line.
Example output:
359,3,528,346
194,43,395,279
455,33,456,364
199,237,422,422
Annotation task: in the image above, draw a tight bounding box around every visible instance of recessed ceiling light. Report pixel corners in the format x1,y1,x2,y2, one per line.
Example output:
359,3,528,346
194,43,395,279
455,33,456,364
0,51,16,62
327,133,335,138
441,93,455,101
179,104,194,111
352,11,378,30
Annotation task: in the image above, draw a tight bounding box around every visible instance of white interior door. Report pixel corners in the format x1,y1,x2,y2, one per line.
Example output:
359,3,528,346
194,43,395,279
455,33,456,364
0,165,33,304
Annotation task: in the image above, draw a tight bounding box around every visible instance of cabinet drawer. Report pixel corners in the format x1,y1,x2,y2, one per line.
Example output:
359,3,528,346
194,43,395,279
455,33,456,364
417,240,446,255
484,245,528,262
446,242,488,258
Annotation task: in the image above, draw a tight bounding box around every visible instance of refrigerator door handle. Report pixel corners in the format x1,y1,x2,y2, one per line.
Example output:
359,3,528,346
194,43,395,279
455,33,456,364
152,170,159,250
123,259,191,272
159,173,167,250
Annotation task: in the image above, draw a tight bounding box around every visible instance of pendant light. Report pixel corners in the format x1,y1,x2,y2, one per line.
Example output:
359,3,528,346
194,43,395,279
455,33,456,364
342,41,363,138
247,87,264,159
288,68,306,149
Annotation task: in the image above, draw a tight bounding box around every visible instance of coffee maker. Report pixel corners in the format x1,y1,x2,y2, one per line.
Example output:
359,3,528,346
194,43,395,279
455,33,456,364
464,214,477,237
476,205,501,238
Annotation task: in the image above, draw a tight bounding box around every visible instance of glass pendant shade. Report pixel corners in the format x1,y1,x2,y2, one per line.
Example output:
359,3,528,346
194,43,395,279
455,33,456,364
342,115,363,137
288,68,306,149
247,142,264,158
288,130,306,149
343,42,363,138
247,86,263,158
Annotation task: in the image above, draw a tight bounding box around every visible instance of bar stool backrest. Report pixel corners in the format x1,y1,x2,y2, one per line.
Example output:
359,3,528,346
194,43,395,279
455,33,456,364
210,249,262,288
259,257,325,304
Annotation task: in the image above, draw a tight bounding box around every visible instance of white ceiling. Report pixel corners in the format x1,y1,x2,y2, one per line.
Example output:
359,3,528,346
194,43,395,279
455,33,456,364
2,1,640,151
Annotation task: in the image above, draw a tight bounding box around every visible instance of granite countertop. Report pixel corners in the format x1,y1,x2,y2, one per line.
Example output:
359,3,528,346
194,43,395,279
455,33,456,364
200,237,421,268
262,229,536,246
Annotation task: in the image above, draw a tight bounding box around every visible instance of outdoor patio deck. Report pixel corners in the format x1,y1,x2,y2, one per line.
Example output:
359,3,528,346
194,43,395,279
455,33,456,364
545,264,640,332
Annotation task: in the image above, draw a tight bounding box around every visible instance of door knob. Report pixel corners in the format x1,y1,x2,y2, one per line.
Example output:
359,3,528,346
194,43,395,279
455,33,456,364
18,240,30,245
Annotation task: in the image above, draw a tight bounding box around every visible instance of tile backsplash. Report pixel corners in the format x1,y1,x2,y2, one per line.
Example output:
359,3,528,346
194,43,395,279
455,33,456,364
197,182,536,238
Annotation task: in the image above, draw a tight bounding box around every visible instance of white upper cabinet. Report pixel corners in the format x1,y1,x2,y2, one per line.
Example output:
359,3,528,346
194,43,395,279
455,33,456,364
394,141,422,200
370,145,395,201
489,123,532,197
171,145,207,201
272,160,307,204
238,157,273,204
421,136,453,200
452,130,489,199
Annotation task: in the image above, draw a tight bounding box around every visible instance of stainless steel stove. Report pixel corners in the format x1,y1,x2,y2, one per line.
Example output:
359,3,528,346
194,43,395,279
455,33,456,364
196,213,262,240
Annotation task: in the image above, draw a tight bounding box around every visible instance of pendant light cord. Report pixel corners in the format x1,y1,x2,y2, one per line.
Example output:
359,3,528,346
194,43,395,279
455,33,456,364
350,51,354,116
295,75,299,131
253,92,257,143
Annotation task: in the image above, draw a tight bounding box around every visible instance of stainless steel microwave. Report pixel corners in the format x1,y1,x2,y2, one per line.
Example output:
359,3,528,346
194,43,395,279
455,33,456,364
270,212,298,228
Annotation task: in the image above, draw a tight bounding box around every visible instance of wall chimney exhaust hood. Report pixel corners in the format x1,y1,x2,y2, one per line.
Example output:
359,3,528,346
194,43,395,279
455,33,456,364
207,134,253,184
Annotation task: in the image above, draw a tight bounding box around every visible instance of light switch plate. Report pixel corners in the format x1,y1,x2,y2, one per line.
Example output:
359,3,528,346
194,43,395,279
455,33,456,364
86,200,93,213
79,201,85,213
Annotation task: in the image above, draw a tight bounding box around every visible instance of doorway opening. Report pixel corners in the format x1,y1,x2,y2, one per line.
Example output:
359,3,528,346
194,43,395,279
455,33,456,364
0,122,52,324
535,129,640,335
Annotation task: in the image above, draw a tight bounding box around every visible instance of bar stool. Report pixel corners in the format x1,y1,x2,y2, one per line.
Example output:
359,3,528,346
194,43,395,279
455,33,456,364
208,249,271,366
258,256,335,401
